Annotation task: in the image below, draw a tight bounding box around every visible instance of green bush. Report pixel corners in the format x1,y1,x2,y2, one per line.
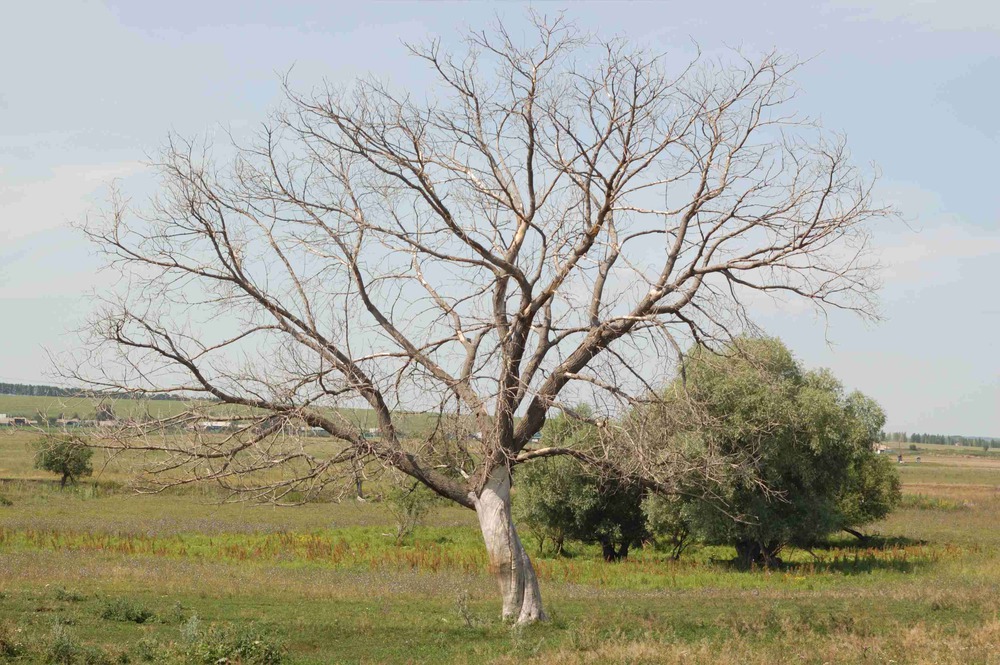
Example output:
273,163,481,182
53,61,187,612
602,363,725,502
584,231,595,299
54,587,86,603
98,598,156,624
637,337,902,568
384,478,441,544
180,616,285,665
45,625,80,664
641,494,692,560
515,409,647,561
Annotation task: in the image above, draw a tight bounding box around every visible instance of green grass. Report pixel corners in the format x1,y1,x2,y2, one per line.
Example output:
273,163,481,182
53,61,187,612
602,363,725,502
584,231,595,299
0,430,998,663
0,394,447,436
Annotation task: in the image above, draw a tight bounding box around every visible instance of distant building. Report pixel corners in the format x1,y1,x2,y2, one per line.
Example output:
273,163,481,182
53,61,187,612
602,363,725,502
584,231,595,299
188,420,236,432
0,414,36,426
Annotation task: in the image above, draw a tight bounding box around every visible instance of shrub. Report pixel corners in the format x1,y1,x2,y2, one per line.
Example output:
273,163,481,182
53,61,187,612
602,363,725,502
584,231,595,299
181,618,285,665
0,621,26,659
45,625,80,664
384,478,441,544
515,456,647,561
99,598,156,624
54,588,86,603
638,337,902,568
133,638,168,663
642,494,692,560
33,435,94,488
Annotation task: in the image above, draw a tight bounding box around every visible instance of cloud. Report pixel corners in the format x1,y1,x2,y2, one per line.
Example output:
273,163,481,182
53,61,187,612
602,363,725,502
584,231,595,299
829,0,1000,33
878,224,1000,285
0,161,147,244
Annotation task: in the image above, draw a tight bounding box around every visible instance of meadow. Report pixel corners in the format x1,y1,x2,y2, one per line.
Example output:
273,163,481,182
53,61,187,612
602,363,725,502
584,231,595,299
0,428,998,664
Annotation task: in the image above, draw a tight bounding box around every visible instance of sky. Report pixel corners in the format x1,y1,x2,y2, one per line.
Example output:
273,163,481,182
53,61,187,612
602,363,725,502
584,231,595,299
1,0,997,436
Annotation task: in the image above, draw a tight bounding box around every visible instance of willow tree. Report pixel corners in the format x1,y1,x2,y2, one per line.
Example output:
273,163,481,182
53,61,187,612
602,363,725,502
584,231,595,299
73,15,888,623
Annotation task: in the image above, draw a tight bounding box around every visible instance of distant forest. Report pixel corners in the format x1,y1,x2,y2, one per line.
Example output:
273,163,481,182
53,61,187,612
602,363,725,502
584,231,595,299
881,431,998,449
0,382,192,401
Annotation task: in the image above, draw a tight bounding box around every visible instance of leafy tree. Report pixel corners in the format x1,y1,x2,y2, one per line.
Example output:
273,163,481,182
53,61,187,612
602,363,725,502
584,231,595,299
641,494,692,560
33,435,94,488
514,410,647,561
661,338,901,567
515,458,647,561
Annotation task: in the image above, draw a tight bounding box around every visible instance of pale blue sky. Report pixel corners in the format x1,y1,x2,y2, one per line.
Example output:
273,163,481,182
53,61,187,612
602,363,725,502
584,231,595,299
1,1,997,436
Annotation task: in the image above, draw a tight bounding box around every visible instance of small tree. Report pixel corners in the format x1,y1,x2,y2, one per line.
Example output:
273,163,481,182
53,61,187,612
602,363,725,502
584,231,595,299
384,476,441,544
653,338,901,567
642,494,692,561
515,456,647,561
34,435,94,488
514,410,647,561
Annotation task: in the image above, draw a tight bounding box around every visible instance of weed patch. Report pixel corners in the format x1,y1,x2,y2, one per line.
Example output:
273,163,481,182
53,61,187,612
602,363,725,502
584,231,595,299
98,597,156,624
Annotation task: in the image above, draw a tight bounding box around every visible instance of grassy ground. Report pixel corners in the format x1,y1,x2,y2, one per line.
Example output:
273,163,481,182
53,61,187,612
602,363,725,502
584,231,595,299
0,395,443,437
0,431,998,664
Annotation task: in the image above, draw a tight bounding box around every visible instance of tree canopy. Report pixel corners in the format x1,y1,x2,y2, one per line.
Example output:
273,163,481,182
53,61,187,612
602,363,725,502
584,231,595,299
664,337,900,566
34,435,95,488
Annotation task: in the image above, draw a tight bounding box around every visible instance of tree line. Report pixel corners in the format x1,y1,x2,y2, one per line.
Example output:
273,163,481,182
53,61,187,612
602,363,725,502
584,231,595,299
881,431,998,449
0,382,201,402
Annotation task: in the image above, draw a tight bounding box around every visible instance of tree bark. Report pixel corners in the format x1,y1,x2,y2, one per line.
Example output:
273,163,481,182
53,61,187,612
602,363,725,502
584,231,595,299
599,539,631,562
843,527,868,542
472,467,547,625
735,540,783,569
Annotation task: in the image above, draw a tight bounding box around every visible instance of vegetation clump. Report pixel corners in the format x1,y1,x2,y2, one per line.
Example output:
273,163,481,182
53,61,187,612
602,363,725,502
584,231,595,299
33,435,94,488
180,616,285,665
98,597,156,624
515,409,647,561
514,338,902,568
656,337,902,567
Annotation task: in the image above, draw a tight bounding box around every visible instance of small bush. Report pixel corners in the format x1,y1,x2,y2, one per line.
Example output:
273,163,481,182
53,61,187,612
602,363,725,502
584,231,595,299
0,494,12,507
133,638,168,663
0,621,27,659
181,618,285,665
899,494,969,511
33,436,94,488
98,598,155,624
384,478,440,544
55,588,86,603
46,625,80,664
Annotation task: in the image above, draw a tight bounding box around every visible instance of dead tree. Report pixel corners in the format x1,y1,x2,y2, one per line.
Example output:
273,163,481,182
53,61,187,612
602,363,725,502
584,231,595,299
70,15,890,624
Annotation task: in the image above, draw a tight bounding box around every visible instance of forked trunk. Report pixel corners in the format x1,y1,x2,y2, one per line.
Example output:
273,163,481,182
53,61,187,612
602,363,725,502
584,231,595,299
472,467,547,624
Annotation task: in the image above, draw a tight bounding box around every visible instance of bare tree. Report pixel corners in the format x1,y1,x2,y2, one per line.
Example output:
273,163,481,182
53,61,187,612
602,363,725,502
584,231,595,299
70,15,890,624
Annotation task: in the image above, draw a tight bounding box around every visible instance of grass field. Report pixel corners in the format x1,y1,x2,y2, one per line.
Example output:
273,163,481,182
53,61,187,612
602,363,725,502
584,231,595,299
0,429,998,664
0,394,446,440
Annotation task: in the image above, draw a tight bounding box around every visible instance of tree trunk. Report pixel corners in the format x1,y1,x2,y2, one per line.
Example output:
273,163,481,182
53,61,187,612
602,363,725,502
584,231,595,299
735,540,782,569
599,539,630,562
843,527,868,542
472,467,547,625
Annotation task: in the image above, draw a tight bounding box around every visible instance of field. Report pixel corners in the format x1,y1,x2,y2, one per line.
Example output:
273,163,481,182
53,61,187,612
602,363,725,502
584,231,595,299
0,394,443,437
1,429,998,664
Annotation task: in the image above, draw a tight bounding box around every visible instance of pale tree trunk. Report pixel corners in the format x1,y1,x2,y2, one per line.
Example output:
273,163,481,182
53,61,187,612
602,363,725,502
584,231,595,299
472,467,547,624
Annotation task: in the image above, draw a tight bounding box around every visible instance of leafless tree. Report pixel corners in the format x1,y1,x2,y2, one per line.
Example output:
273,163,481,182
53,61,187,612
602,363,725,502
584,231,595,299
69,15,890,624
